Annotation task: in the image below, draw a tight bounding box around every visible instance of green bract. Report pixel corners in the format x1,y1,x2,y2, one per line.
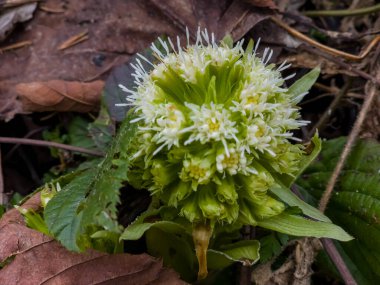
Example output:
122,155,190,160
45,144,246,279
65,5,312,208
122,31,308,227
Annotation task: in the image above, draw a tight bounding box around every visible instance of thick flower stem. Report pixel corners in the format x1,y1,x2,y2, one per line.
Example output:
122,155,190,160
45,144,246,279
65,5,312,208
192,221,213,280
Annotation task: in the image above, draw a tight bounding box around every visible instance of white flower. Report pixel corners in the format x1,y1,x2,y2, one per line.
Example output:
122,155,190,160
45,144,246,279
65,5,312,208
182,103,239,155
121,27,317,225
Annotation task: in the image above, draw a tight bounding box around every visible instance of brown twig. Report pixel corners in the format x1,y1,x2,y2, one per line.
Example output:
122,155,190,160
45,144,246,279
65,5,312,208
319,84,378,212
321,239,357,285
4,127,46,161
300,45,380,85
39,4,65,13
308,79,352,139
0,137,104,157
0,40,32,53
58,31,89,51
270,16,380,61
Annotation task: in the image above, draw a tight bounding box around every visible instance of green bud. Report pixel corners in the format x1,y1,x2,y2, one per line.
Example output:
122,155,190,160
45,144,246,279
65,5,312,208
216,177,238,204
238,169,274,204
198,186,226,220
237,198,258,226
252,196,285,220
167,181,192,207
180,194,202,222
222,202,239,224
150,159,177,189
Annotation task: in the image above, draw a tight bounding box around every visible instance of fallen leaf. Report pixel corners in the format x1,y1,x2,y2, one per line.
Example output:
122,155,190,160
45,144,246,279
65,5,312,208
0,0,181,120
0,2,36,41
0,0,278,121
217,0,272,41
0,194,188,285
16,80,104,113
241,0,277,9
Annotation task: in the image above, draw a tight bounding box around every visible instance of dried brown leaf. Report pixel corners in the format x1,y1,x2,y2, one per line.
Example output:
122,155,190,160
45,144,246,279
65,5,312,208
0,2,36,41
0,194,187,285
241,0,277,9
15,80,104,113
0,0,277,120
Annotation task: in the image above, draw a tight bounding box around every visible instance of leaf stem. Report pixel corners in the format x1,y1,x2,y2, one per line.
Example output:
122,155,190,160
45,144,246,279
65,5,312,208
321,239,357,285
304,4,380,17
193,221,213,280
0,137,104,157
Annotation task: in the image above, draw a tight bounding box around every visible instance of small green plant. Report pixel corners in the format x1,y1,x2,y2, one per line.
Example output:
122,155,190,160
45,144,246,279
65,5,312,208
118,30,351,279
21,29,352,282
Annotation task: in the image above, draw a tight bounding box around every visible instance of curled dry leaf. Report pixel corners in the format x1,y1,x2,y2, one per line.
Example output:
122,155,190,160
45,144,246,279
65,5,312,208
0,193,188,285
0,2,36,41
16,80,104,113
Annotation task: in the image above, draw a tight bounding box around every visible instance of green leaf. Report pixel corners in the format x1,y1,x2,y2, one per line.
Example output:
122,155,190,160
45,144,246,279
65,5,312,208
45,112,137,251
297,137,380,283
270,183,330,222
207,240,260,270
79,113,138,233
287,67,320,103
121,220,189,240
259,233,288,263
145,227,196,282
45,170,94,251
221,34,233,48
257,213,353,241
67,116,96,150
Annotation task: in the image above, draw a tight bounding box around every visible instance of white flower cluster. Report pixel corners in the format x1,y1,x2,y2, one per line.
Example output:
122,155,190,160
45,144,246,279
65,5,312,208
121,28,309,224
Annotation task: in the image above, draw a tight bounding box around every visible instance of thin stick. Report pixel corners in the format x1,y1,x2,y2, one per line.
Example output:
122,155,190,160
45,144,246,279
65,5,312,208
270,16,380,61
0,40,32,53
0,137,104,157
319,84,378,212
39,4,65,13
308,79,352,138
304,3,380,17
58,31,88,51
321,239,357,285
300,45,380,85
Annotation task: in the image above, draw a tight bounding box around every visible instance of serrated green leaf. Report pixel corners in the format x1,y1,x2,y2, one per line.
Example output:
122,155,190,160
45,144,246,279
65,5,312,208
287,67,320,103
45,112,137,251
79,113,138,232
257,213,353,241
45,170,94,251
207,240,260,270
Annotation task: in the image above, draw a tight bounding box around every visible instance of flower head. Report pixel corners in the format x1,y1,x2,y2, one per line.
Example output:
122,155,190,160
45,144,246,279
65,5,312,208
122,28,312,225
